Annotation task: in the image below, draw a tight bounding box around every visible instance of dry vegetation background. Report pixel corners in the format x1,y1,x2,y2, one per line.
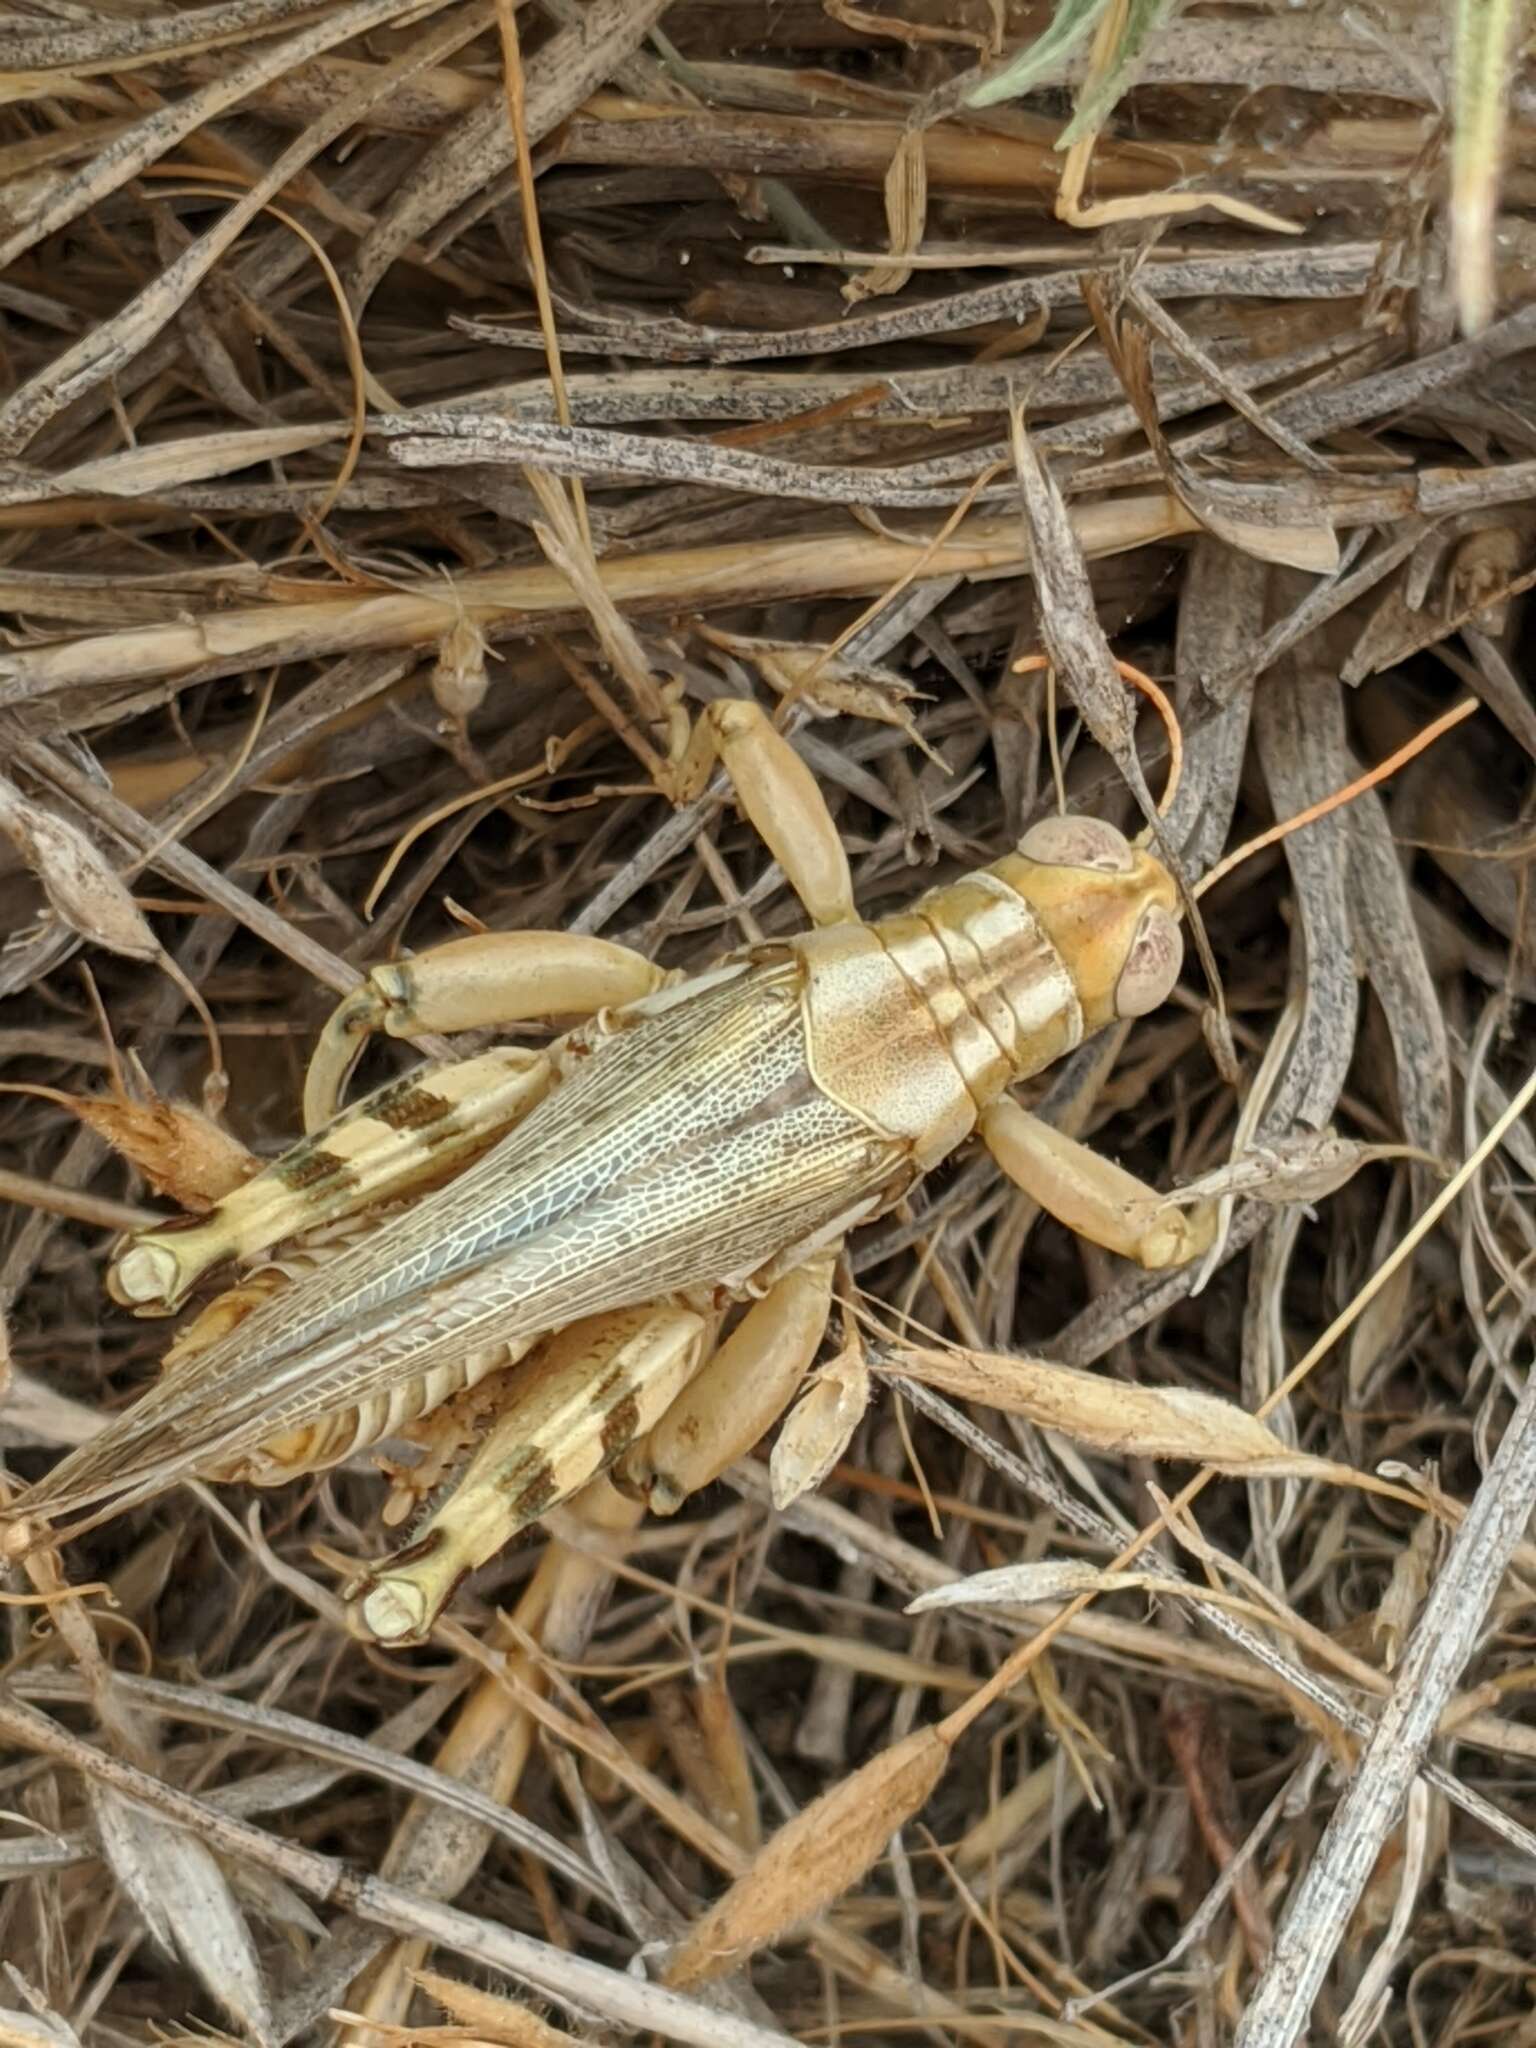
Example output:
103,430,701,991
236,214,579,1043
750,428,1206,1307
4,0,1536,2042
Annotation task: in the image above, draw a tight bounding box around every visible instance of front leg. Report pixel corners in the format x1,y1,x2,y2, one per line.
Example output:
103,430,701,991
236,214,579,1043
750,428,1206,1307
980,1096,1216,1270
678,699,857,929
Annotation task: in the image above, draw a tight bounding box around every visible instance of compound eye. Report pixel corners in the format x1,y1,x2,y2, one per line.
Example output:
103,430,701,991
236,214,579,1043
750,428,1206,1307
1115,905,1182,1018
1018,815,1136,873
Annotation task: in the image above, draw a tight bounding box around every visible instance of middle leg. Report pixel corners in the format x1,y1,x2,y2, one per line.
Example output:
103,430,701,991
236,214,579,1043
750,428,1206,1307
677,699,858,929
304,929,667,1129
616,1251,837,1513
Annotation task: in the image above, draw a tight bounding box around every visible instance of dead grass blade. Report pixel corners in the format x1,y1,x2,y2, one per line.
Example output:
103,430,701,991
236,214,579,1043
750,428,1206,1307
5,0,360,74
86,1783,275,2046
345,0,675,310
1234,1324,1536,2043
906,1558,1256,1615
0,495,1195,699
0,1694,793,2048
385,410,1022,507
1086,292,1340,572
883,1341,1376,1487
845,122,926,303
0,0,472,455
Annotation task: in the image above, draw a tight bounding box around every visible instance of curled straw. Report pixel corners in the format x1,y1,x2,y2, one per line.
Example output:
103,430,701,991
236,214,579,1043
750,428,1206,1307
1195,694,1481,899
1012,652,1183,815
1011,655,1479,893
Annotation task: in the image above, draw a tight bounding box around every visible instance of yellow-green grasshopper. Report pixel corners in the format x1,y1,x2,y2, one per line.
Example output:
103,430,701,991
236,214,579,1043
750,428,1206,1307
4,691,1221,1644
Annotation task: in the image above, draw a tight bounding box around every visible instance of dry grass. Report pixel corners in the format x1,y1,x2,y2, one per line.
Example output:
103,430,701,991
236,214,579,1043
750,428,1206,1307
4,1,1536,2044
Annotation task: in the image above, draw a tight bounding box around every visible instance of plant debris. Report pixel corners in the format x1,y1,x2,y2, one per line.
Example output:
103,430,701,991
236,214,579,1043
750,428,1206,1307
4,1,1536,2043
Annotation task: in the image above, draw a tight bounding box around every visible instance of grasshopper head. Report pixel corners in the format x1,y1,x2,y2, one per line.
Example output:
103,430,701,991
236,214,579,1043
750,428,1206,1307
1000,816,1183,1033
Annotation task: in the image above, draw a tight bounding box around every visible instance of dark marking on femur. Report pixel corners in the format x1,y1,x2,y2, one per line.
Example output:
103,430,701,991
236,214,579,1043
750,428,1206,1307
378,1526,445,1571
601,1392,642,1461
371,1080,457,1133
276,1148,354,1192
510,1458,561,1519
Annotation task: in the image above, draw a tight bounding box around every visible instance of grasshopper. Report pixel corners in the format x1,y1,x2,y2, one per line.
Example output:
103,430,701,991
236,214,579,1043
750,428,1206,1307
4,695,1218,1645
